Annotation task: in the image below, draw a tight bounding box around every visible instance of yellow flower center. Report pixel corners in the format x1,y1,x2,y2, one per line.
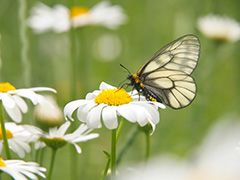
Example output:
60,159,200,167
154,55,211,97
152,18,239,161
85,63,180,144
0,158,6,167
0,127,13,140
0,82,16,93
94,88,132,106
70,6,89,18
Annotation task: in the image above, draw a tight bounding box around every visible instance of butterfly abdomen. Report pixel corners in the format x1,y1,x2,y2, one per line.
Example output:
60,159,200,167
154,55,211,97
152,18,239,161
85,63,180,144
129,74,162,103
143,87,162,103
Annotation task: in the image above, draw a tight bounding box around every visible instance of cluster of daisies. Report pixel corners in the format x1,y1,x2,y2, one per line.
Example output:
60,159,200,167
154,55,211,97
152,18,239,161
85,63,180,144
0,80,165,179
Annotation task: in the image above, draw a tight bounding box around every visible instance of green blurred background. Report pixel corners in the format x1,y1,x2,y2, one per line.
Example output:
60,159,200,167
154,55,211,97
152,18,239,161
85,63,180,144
1,0,240,179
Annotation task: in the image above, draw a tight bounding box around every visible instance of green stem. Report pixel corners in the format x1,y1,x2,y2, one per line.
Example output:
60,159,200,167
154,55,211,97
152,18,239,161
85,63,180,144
111,129,117,179
0,100,11,159
18,0,30,87
70,26,78,100
102,151,111,180
145,132,150,161
48,148,57,180
116,126,139,165
78,28,91,94
116,118,124,142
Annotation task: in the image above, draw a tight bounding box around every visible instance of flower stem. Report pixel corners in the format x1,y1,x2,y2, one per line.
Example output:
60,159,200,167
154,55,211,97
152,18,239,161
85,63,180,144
0,100,11,159
111,129,117,179
116,118,124,142
69,25,78,99
116,126,139,165
48,148,57,180
145,132,150,161
18,0,30,87
102,151,111,180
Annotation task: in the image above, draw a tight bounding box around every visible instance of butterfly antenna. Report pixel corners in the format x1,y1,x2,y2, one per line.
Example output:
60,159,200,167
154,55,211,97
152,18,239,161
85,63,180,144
120,64,131,75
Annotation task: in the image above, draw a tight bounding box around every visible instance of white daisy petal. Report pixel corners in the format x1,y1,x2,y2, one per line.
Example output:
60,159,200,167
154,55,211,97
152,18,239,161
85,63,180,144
86,104,105,129
28,87,57,93
4,105,22,123
57,121,71,136
134,102,160,124
11,95,28,113
49,126,58,137
14,89,38,105
77,101,96,123
0,158,46,180
117,104,137,123
102,106,118,129
9,140,25,158
2,93,15,108
99,81,116,90
135,106,149,127
85,92,98,100
64,99,88,121
149,121,156,136
73,133,99,142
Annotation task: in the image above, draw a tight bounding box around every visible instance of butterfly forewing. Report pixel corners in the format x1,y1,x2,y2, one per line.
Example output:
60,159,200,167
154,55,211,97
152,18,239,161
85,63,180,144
137,35,200,109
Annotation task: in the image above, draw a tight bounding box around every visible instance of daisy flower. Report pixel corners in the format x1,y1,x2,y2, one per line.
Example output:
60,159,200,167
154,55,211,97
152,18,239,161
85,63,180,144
0,122,34,158
0,157,46,180
0,82,56,123
70,1,127,29
197,14,240,42
64,82,165,132
24,121,99,153
34,95,63,127
27,1,127,34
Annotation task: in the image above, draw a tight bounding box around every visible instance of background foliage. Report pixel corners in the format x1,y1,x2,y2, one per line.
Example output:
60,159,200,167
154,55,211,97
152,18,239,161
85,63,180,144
0,0,240,179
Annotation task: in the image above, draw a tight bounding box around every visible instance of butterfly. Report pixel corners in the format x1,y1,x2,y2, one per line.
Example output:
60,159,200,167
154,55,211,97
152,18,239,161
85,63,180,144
121,34,200,109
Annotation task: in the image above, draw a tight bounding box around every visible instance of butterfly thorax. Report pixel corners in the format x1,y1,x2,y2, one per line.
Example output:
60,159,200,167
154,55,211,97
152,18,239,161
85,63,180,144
128,74,160,102
128,74,144,91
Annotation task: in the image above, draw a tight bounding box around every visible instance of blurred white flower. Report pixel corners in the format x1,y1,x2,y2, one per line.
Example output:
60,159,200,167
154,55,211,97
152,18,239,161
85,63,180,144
117,115,240,180
197,14,240,42
93,34,122,62
0,82,56,123
24,121,99,153
34,95,63,127
0,157,46,180
71,1,127,29
28,1,127,34
28,3,71,34
64,82,165,131
0,122,33,158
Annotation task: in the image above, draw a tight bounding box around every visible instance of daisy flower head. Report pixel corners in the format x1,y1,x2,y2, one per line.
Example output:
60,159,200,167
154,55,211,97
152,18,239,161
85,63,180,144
28,1,127,34
64,82,165,132
0,82,56,123
34,95,64,127
70,1,127,29
197,14,240,42
0,122,34,158
24,121,99,153
0,157,46,180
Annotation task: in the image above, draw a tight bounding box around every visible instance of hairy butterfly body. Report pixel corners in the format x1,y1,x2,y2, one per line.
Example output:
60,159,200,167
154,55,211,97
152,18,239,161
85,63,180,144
125,34,200,109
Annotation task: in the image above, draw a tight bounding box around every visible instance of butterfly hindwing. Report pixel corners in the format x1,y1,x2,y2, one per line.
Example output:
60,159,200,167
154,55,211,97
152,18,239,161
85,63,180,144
137,35,200,109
